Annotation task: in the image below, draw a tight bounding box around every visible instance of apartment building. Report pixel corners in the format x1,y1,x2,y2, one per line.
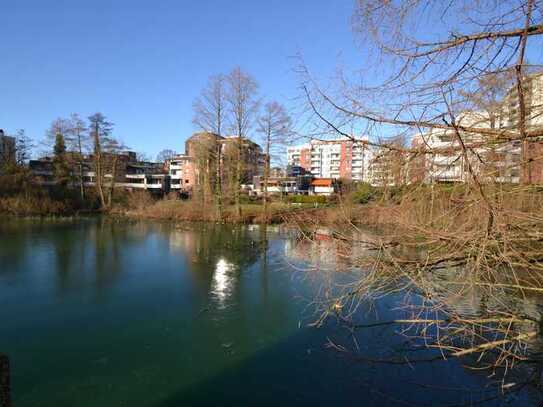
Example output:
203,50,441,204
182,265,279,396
0,129,16,171
410,72,543,185
287,137,371,182
367,146,409,187
221,135,266,183
168,154,195,192
169,132,266,193
500,71,543,129
409,112,489,184
501,72,543,184
29,152,170,193
287,144,311,171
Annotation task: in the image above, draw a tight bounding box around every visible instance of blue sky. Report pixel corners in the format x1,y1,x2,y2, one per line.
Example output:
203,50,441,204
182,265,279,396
0,0,359,159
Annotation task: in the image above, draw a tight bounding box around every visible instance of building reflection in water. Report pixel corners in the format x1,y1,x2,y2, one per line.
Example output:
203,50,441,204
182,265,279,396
282,224,543,397
284,227,374,272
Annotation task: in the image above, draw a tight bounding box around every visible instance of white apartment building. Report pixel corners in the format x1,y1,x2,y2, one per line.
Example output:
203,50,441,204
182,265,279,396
287,137,371,181
501,71,543,129
286,144,311,168
411,110,524,184
168,154,194,191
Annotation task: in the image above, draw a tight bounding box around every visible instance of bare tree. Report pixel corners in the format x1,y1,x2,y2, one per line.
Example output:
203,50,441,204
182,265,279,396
88,113,114,210
193,74,228,220
294,0,543,391
190,133,218,208
66,114,89,200
459,72,515,129
156,149,177,163
105,138,126,208
257,101,292,222
135,151,151,163
14,130,33,166
193,74,227,136
44,118,71,155
226,67,260,218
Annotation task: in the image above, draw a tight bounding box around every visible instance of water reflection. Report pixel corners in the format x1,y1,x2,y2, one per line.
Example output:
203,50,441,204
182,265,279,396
283,224,543,403
2,220,543,405
211,258,235,307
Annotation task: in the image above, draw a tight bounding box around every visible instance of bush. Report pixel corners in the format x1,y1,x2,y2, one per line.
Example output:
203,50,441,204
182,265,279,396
123,190,156,210
287,195,327,204
239,194,258,205
352,182,376,204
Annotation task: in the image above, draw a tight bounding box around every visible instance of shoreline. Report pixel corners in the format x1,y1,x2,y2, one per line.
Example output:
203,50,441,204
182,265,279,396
0,202,400,228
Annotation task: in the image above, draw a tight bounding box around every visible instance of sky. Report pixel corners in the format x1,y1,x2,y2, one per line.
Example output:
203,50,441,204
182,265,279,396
0,0,359,159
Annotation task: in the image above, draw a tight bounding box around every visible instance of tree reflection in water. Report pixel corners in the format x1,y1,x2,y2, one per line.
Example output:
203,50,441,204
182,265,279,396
284,225,543,404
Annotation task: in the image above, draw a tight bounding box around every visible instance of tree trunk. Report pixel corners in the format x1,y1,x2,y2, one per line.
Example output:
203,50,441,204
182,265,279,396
215,143,223,221
107,155,118,208
235,134,242,219
78,134,85,201
515,0,533,184
78,161,85,201
263,132,270,223
93,129,106,209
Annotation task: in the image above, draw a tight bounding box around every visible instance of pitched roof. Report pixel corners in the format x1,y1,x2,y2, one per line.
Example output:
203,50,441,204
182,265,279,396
311,178,334,187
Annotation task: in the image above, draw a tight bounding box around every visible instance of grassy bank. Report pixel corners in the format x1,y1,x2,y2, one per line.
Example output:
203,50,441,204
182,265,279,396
0,189,100,217
5,182,541,230
118,196,330,224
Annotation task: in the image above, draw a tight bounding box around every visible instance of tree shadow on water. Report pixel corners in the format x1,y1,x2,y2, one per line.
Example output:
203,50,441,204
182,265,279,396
156,325,506,407
157,327,367,407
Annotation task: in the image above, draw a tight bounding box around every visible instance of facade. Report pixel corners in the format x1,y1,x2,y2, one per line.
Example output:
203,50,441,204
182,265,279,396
0,130,16,171
500,72,543,184
221,135,266,183
287,144,311,172
29,152,170,194
366,143,408,187
287,137,371,182
500,72,543,130
270,167,286,178
252,174,312,196
410,71,543,185
168,132,266,194
284,73,543,187
286,165,311,177
408,112,489,184
168,154,195,192
309,178,337,196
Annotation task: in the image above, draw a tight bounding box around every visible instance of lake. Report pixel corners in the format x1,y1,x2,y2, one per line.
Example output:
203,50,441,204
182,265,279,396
0,219,540,406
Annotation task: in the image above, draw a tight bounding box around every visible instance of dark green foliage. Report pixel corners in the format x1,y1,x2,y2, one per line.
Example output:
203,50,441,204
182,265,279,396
351,182,376,204
53,133,71,187
239,194,260,205
287,195,327,204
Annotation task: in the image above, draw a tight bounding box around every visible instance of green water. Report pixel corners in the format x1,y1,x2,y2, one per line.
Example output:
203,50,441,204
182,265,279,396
0,220,539,406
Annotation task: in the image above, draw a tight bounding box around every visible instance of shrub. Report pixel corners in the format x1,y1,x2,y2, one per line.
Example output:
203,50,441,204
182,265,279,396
287,195,327,204
124,190,156,210
352,182,376,204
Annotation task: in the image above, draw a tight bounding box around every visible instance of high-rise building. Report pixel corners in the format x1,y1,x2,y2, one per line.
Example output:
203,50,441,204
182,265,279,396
287,137,372,182
410,72,543,185
500,72,543,184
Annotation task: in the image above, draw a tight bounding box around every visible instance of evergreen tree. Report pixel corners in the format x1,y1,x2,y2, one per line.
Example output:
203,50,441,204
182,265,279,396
53,133,70,187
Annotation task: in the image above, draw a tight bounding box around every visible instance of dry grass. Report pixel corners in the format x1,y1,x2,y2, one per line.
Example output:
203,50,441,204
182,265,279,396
122,198,304,224
0,195,77,216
